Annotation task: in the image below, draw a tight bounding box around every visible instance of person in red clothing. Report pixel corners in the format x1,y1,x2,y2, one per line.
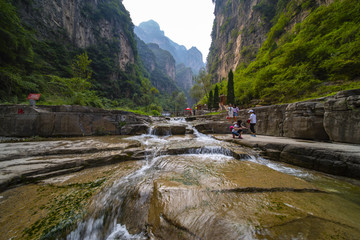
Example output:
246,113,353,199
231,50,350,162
231,120,247,139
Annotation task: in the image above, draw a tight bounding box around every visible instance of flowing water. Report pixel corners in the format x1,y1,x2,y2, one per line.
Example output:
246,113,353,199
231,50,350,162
63,118,360,240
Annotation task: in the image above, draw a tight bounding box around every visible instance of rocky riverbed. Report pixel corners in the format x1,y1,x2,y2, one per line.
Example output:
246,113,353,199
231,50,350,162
1,119,360,240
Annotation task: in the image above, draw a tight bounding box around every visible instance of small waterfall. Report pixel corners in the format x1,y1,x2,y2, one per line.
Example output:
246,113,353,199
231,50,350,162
147,125,154,135
106,224,146,240
67,118,251,239
5,118,360,240
67,131,169,239
187,146,232,156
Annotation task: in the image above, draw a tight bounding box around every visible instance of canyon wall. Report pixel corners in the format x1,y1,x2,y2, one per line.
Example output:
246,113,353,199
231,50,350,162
16,0,136,71
0,90,359,144
234,89,360,144
0,105,151,137
207,0,335,81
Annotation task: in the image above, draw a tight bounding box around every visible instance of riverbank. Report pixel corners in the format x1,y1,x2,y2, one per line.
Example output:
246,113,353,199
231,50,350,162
213,134,360,180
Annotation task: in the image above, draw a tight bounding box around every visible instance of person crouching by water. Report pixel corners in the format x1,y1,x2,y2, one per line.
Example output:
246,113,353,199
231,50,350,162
230,121,247,139
248,109,256,137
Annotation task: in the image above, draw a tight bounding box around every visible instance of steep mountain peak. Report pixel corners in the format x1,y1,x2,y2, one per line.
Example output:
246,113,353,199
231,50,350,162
135,20,205,74
138,19,164,36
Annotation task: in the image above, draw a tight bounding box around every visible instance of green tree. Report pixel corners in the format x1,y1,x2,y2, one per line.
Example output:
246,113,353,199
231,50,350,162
208,90,213,110
149,86,160,109
227,70,235,105
174,92,187,114
190,68,212,103
48,52,102,107
213,84,219,110
68,52,92,92
72,52,92,80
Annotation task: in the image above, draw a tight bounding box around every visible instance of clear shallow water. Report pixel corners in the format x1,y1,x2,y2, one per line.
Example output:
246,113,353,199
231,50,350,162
67,118,360,240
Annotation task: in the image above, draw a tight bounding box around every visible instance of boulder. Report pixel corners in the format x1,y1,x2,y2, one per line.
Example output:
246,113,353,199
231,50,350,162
120,124,149,135
324,89,360,144
151,124,187,136
194,121,231,134
239,105,287,137
283,101,329,140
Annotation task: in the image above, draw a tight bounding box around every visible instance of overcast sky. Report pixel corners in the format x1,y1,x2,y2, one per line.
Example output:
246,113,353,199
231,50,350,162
122,0,215,62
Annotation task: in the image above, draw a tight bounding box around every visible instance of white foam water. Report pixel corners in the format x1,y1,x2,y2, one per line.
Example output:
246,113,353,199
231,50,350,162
106,224,146,240
247,155,312,179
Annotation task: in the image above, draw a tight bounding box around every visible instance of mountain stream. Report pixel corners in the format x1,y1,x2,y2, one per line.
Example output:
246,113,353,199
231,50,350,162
1,118,359,240
67,118,360,240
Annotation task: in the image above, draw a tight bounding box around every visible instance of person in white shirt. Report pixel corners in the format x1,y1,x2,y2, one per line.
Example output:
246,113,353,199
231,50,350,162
248,109,256,137
227,104,234,122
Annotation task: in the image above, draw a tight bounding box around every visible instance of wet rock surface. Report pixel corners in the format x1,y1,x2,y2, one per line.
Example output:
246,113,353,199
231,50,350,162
0,136,144,191
1,119,360,240
214,134,360,179
148,157,360,240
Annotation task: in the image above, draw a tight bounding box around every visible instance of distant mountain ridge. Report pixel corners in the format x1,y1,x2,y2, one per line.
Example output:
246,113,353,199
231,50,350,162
135,20,205,74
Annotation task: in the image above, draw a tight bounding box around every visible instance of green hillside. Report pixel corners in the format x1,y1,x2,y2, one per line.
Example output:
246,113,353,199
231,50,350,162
0,0,185,114
234,0,360,105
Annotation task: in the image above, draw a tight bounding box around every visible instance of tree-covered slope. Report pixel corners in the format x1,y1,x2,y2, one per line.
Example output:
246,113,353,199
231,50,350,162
209,0,360,106
0,0,160,110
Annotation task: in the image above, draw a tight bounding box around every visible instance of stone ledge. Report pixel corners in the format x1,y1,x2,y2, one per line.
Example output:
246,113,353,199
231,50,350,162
213,134,360,180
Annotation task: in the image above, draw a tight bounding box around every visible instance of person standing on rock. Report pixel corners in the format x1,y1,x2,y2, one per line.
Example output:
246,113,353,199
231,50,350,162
227,104,234,122
233,105,239,121
248,109,256,137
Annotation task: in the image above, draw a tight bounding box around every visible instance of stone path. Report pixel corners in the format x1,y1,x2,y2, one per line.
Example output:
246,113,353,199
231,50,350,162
213,134,360,180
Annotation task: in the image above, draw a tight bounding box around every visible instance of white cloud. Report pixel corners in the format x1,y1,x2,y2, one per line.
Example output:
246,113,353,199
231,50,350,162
123,0,215,61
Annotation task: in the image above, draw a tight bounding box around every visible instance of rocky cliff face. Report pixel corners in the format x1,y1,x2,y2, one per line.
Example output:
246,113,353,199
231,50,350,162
207,0,271,81
136,38,179,93
16,0,135,71
13,0,141,99
207,0,335,81
148,44,176,81
176,64,193,92
135,20,197,95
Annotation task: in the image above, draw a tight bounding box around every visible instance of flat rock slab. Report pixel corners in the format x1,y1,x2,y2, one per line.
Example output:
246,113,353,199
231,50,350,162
0,136,144,191
213,134,360,179
147,155,360,239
